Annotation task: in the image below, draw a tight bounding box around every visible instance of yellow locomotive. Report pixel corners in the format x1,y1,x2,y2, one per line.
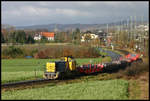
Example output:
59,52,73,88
43,56,76,79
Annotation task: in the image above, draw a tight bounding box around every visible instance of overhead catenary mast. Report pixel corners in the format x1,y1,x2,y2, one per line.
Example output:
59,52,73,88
120,19,122,44
130,16,133,41
127,18,130,43
117,20,120,43
107,24,109,34
106,23,109,46
134,16,136,29
134,15,136,41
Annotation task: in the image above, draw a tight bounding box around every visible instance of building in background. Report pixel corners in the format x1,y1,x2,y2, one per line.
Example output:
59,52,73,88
40,32,55,41
34,32,55,41
81,32,99,42
96,30,107,42
136,24,149,31
34,34,42,40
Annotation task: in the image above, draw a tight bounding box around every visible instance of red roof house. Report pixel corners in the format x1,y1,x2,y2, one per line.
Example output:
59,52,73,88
40,32,55,40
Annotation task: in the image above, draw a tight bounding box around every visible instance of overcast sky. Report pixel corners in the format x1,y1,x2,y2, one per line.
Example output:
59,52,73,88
2,1,149,26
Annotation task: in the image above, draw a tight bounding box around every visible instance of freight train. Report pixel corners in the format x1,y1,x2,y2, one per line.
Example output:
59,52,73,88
1,49,143,88
43,49,143,79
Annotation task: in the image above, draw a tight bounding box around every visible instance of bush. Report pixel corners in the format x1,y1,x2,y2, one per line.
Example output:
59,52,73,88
34,51,48,59
2,46,39,59
1,45,101,59
123,62,149,76
34,45,100,59
2,46,24,58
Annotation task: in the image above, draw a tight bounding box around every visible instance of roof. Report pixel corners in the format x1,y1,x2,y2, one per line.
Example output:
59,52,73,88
40,32,54,37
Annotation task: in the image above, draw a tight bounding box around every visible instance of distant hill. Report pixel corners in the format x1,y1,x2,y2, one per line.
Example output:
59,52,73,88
15,24,106,32
3,21,148,32
2,24,15,29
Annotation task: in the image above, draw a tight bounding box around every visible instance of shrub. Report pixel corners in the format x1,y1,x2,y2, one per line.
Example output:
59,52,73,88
2,46,24,58
2,46,39,59
35,45,100,59
123,62,149,76
1,45,101,59
34,51,48,59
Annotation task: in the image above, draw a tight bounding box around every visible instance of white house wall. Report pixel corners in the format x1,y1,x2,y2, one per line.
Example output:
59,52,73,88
47,37,54,41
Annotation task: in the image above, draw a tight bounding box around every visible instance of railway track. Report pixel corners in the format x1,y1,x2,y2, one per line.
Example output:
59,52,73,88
1,79,52,88
1,48,130,90
1,74,85,91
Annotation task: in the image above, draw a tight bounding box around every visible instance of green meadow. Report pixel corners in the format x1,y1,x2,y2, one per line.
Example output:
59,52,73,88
2,79,129,100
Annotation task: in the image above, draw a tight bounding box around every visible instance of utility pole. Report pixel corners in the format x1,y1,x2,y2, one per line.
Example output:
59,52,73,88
125,19,128,45
130,16,133,41
120,19,122,33
106,24,108,47
117,22,119,44
133,16,136,44
114,22,117,44
134,16,136,29
141,16,144,50
134,16,137,41
127,18,130,44
107,24,109,34
135,15,139,52
120,19,122,45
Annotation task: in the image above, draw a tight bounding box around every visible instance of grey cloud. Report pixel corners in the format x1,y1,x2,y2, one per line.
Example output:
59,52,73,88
2,1,149,26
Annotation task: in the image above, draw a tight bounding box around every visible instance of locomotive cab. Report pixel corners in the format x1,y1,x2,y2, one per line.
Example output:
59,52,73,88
43,56,76,79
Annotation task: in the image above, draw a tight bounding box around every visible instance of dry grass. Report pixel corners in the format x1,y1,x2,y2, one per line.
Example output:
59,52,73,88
128,72,149,100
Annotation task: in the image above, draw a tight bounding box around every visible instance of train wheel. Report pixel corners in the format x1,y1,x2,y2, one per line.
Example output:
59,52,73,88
43,72,59,79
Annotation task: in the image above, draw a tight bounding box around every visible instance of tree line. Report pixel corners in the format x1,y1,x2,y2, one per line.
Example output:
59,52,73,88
1,28,82,44
1,30,35,44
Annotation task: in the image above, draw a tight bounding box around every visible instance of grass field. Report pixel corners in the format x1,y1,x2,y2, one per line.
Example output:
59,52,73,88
2,71,43,84
1,57,111,83
2,79,129,100
2,57,111,72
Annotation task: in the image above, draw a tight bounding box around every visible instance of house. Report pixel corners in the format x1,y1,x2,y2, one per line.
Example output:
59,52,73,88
136,24,149,31
34,34,42,40
97,31,107,41
93,30,108,43
81,32,99,42
34,32,55,41
40,32,55,41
